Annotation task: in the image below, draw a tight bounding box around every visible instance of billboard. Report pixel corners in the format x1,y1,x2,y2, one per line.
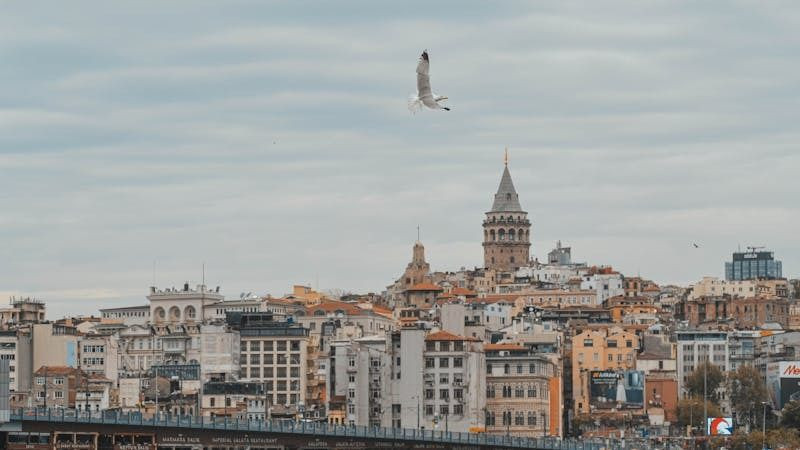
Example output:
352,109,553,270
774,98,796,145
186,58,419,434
767,361,800,409
589,370,644,410
708,417,733,435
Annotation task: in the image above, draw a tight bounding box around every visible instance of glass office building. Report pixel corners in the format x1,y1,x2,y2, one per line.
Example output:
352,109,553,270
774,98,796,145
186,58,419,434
725,250,782,280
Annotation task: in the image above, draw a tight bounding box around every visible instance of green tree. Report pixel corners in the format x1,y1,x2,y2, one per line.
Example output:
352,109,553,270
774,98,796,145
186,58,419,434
686,361,724,399
676,396,722,432
780,399,800,429
727,365,769,430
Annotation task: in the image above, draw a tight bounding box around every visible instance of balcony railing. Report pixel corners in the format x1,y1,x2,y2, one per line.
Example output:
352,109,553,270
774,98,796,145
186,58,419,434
10,408,622,450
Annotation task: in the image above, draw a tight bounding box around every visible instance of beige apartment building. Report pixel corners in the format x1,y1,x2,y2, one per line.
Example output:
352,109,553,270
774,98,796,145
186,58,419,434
485,343,561,437
571,326,639,415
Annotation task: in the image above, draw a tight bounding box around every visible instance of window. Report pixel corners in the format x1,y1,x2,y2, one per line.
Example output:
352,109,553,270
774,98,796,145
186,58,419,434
426,342,436,351
517,364,523,374
250,354,260,365
250,367,260,378
54,377,64,385
250,341,261,352
54,391,64,399
210,398,215,407
453,404,463,415
439,342,450,352
607,340,617,348
515,412,524,426
264,341,274,351
425,358,435,368
425,389,434,400
515,387,524,397
528,412,536,426
454,341,464,351
440,405,449,415
277,367,287,378
454,388,463,399
529,363,536,374
440,389,449,400
439,374,449,384
35,377,44,385
529,385,537,397
439,357,449,368
583,339,593,347
425,405,434,416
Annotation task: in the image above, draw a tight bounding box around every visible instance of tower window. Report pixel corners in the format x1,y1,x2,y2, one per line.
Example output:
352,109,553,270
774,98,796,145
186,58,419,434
510,256,515,263
506,193,511,200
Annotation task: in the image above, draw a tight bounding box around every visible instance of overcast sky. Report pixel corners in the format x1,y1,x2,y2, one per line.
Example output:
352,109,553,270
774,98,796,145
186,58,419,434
2,1,798,319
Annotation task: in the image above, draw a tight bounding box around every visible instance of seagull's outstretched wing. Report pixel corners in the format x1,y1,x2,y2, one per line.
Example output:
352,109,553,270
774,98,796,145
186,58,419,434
416,51,436,107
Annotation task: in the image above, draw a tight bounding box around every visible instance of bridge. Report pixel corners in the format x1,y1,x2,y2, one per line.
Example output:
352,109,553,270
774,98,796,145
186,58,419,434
0,409,625,450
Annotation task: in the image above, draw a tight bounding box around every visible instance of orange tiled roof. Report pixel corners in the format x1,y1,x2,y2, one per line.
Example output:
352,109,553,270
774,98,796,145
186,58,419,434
305,300,363,316
484,343,526,351
407,282,443,292
425,330,481,342
34,366,80,376
451,287,477,297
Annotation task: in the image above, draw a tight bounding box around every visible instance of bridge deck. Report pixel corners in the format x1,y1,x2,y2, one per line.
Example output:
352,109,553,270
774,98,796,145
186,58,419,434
9,408,622,450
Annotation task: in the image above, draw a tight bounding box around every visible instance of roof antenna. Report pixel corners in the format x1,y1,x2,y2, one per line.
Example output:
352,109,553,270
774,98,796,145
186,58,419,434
504,147,509,166
417,225,421,242
152,260,156,287
202,262,205,286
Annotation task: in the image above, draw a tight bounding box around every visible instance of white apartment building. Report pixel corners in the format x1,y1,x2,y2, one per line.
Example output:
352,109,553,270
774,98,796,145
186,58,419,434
99,305,150,327
0,330,32,396
420,330,485,433
78,333,119,382
234,314,309,418
580,273,624,306
676,330,730,398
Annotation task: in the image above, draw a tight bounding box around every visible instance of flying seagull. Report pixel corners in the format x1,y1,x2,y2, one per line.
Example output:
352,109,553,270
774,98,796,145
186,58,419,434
409,50,450,113
693,243,700,248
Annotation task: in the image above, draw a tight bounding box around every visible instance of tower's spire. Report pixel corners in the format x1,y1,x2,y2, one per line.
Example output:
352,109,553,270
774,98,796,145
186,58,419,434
504,147,508,166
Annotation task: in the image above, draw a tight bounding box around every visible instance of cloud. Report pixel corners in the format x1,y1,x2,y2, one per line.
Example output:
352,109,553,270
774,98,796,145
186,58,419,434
1,1,798,319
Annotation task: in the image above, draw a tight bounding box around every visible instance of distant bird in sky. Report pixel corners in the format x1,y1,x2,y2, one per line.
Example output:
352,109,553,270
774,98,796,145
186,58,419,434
693,243,700,248
409,50,450,113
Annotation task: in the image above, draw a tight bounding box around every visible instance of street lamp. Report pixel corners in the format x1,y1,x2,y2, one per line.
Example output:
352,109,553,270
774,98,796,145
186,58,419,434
761,401,768,450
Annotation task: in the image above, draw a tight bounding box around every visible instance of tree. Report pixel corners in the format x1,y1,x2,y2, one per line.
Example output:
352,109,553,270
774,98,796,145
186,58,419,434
685,361,724,400
677,396,722,432
780,400,800,429
727,365,769,430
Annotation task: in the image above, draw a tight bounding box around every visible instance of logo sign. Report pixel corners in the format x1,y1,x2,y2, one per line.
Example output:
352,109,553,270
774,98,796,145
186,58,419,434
783,364,800,378
708,417,733,435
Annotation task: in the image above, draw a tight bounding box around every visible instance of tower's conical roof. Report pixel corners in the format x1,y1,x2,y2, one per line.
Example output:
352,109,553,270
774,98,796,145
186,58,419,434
490,165,523,212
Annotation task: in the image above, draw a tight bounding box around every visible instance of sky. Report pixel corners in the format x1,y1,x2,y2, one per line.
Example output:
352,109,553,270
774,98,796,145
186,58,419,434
1,1,798,319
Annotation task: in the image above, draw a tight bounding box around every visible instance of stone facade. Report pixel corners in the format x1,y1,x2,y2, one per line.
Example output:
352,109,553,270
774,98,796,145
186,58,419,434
483,163,530,271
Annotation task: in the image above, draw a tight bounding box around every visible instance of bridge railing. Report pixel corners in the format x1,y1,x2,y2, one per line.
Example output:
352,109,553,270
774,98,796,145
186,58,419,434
10,408,621,450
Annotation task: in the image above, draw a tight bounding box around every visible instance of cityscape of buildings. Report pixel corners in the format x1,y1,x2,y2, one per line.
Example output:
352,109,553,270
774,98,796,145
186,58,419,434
1,161,797,443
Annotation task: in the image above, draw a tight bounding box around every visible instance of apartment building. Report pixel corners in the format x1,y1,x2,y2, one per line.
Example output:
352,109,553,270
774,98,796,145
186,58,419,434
231,313,309,419
485,343,560,437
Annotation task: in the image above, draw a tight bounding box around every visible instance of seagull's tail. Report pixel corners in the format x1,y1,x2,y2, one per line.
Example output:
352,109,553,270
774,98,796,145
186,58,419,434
408,95,423,114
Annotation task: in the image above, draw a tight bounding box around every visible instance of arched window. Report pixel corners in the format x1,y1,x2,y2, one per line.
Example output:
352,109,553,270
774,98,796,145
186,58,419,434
490,230,496,241
506,193,511,201
504,363,510,375
508,229,515,241
154,307,165,322
519,229,525,241
498,229,506,241
185,306,196,320
314,310,326,316
528,412,536,426
169,306,180,321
